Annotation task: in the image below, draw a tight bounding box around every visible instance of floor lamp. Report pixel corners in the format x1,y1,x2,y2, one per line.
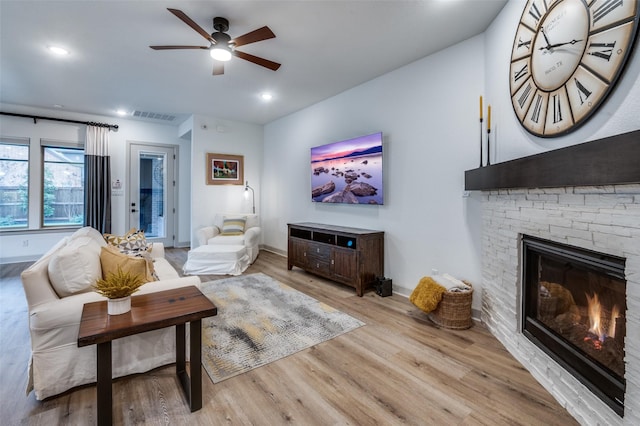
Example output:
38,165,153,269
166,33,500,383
244,181,255,214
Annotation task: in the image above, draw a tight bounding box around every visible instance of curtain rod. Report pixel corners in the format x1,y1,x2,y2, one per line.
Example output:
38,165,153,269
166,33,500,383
0,111,119,131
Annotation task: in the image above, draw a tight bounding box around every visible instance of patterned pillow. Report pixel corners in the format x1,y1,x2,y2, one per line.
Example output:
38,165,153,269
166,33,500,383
104,228,150,254
220,216,246,236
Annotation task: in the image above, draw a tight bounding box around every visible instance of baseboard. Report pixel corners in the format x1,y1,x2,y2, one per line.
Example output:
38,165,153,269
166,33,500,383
260,245,286,257
0,255,39,266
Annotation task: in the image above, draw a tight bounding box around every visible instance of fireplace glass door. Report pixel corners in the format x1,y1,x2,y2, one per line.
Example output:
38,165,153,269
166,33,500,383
522,235,626,416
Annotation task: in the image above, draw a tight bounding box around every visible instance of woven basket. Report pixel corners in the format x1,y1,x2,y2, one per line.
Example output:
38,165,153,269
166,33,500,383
428,281,473,330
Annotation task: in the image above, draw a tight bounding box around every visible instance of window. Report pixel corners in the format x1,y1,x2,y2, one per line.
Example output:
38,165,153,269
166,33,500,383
0,137,84,232
42,145,85,227
0,139,29,229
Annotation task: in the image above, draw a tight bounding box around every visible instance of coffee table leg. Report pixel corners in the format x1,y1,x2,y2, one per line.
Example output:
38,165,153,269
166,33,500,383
190,319,202,411
96,341,112,426
175,321,203,412
176,323,185,376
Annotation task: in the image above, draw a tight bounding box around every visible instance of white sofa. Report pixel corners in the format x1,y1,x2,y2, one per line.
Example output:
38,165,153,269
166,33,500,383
20,226,201,400
195,213,261,263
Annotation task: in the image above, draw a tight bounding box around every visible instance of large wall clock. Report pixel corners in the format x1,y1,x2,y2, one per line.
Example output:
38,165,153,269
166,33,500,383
509,0,640,137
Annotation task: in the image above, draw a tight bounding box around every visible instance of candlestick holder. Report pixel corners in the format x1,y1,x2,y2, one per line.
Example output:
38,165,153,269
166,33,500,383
479,118,483,167
486,128,491,166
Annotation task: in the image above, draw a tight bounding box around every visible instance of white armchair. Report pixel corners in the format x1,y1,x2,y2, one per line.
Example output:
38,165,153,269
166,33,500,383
196,214,261,263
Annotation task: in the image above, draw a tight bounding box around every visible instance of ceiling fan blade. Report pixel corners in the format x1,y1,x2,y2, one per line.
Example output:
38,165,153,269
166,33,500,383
234,50,281,71
167,8,214,43
213,62,225,76
150,45,209,50
231,26,275,48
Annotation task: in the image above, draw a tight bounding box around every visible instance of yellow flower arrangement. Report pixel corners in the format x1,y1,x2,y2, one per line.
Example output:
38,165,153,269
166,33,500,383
93,267,145,299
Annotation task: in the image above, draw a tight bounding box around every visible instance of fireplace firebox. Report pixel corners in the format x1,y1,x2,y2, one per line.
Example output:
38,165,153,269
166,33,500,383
521,235,626,416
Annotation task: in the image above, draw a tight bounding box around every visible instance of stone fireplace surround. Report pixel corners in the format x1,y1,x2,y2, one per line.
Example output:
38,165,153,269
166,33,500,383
466,131,640,426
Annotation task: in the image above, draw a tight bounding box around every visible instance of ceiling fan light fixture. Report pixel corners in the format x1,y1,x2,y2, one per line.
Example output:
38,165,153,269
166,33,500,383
210,46,232,62
47,45,69,56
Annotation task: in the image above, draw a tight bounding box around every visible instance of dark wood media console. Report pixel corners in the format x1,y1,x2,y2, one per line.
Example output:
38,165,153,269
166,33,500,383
287,223,384,296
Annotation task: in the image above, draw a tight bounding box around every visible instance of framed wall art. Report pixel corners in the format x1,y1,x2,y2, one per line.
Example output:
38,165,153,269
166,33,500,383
206,153,244,185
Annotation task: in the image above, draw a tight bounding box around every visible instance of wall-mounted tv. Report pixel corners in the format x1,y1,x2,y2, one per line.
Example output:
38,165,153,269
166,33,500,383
311,132,383,205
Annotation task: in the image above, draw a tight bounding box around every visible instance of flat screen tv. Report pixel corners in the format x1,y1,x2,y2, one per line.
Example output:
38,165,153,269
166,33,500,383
311,132,383,205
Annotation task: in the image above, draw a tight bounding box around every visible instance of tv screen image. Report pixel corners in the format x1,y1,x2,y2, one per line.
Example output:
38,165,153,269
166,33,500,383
311,132,383,205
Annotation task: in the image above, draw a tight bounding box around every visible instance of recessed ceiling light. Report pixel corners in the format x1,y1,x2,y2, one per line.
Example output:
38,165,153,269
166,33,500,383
260,92,273,101
116,109,128,116
53,104,64,108
47,45,70,56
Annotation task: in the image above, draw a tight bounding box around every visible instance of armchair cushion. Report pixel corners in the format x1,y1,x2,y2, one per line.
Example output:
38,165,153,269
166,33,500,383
220,216,247,236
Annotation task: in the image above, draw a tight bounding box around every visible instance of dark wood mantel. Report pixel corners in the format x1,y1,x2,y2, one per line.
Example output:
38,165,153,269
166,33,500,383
464,130,640,191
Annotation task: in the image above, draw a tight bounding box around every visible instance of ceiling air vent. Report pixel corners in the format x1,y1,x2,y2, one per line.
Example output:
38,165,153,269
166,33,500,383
132,110,176,122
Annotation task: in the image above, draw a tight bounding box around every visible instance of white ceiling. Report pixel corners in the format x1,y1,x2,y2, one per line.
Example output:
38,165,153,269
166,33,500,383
0,0,507,125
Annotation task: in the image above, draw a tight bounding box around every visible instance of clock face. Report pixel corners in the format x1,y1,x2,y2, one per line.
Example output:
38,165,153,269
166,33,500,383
509,0,640,137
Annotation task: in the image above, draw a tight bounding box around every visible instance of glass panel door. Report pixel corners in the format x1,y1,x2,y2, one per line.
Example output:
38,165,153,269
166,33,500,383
129,143,175,246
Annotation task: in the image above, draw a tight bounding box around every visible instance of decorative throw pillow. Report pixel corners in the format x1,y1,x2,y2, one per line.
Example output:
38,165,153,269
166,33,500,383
99,245,155,283
220,216,246,236
103,228,150,254
48,235,104,297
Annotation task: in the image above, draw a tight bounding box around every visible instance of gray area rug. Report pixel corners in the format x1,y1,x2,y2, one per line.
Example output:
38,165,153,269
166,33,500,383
200,273,365,383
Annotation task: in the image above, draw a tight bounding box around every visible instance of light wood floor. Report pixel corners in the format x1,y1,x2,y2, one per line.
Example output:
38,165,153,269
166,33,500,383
0,249,578,425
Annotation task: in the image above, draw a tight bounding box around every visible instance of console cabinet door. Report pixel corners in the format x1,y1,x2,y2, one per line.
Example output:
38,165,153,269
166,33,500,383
332,248,357,284
289,238,309,269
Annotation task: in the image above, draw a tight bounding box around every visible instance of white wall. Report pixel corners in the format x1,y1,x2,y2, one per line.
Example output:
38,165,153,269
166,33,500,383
261,0,640,305
0,104,192,262
188,115,263,247
484,0,640,161
263,35,486,301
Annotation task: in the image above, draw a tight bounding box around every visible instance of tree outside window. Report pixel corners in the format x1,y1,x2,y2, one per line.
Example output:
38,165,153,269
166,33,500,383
0,143,29,229
43,147,84,227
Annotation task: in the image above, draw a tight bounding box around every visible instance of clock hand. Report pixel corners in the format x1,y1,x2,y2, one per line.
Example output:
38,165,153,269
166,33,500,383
538,39,584,50
540,27,552,49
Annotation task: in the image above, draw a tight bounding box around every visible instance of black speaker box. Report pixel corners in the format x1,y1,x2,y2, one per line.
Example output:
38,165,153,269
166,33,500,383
375,277,392,297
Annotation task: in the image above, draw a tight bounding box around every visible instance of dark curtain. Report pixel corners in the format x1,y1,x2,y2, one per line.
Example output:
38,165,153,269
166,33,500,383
84,125,112,233
84,155,111,233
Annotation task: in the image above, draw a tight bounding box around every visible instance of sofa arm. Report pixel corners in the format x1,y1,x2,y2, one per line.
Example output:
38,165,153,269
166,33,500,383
196,226,219,246
138,276,201,294
244,227,262,247
150,242,165,259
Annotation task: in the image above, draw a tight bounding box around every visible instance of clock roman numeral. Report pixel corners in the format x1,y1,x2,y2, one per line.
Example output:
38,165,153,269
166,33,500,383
528,3,543,24
592,0,624,24
518,37,532,50
552,94,563,123
518,83,533,109
530,94,543,123
587,41,616,61
575,78,593,105
514,64,529,82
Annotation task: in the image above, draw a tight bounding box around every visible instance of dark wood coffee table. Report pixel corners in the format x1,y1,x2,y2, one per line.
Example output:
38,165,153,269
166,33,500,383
78,285,217,426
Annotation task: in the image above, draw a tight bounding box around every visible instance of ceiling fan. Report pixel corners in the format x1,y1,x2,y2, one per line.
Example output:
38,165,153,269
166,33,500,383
150,8,280,75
